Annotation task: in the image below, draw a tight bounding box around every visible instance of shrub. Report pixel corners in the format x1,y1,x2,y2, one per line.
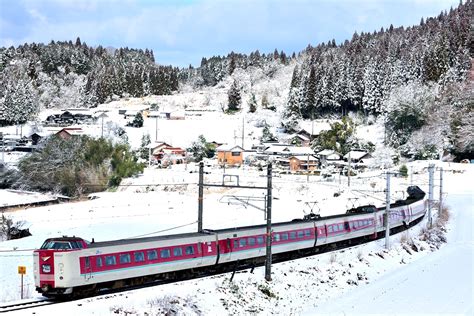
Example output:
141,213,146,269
399,164,408,177
16,135,143,197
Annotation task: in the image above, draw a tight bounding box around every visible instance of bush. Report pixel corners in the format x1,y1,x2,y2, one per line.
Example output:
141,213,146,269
399,164,408,177
16,135,143,197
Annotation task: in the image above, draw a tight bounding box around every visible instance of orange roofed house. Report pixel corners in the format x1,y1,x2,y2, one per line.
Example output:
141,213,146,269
216,145,244,166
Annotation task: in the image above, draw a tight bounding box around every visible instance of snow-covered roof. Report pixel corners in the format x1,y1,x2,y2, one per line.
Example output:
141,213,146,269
288,146,315,155
288,133,310,142
343,150,371,160
216,144,244,152
289,155,319,161
318,149,339,156
264,145,314,156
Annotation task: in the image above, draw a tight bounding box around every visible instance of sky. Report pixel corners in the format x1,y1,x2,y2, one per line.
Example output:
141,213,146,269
0,0,461,67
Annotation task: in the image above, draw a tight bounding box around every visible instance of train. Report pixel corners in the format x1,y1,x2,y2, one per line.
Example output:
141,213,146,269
33,186,426,298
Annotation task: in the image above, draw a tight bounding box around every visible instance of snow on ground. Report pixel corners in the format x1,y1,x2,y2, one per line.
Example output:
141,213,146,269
0,190,58,209
0,162,472,315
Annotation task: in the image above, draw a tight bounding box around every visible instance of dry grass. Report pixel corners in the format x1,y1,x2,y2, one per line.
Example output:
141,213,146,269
436,205,450,227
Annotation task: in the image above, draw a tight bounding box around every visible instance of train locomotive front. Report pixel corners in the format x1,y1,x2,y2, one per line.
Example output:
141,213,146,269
33,237,89,296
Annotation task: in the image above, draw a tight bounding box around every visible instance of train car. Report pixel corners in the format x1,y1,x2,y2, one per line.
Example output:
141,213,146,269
214,221,316,265
34,232,217,297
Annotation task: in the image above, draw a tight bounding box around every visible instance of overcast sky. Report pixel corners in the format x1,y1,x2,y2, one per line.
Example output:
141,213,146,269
0,0,460,67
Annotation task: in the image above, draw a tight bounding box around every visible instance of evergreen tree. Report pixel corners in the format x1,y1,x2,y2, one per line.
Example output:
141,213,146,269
227,80,241,112
248,93,257,113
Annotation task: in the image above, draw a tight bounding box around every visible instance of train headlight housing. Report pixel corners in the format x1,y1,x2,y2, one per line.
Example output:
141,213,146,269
42,264,51,273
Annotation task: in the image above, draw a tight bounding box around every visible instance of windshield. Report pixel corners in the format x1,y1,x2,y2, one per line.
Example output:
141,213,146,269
40,240,83,250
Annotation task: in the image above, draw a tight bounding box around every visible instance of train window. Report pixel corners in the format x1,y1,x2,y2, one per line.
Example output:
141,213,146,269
273,233,280,242
105,255,116,266
290,232,296,240
96,257,103,267
353,222,358,228
257,236,264,244
85,257,90,268
239,239,247,247
297,231,304,238
119,254,131,264
248,237,256,246
328,226,333,233
173,247,183,257
304,229,311,237
134,252,145,262
233,240,239,249
185,246,195,255
161,249,171,258
338,224,344,231
344,222,350,230
281,233,288,241
147,250,158,260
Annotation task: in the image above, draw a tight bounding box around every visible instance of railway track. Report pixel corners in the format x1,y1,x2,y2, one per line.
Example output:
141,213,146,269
0,298,55,313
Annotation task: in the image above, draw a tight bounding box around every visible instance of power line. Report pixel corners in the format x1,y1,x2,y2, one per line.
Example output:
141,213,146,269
126,221,198,239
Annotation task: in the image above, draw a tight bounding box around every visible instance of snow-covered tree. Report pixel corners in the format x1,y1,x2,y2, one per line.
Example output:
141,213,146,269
227,79,241,113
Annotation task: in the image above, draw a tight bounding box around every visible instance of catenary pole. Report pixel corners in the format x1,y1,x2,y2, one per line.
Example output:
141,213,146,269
265,163,273,281
347,151,351,187
385,172,391,249
439,167,443,217
428,164,434,228
198,162,204,232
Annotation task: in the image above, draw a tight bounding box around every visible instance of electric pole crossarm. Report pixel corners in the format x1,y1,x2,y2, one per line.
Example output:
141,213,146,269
202,183,268,190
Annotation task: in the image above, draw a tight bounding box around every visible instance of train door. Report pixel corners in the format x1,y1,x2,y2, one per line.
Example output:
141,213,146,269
316,225,327,246
373,212,378,238
84,256,92,281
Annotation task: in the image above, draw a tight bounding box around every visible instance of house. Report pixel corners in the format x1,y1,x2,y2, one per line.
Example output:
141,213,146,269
263,145,314,158
343,150,372,163
287,133,311,146
169,110,185,120
289,155,319,172
55,127,84,140
317,149,342,166
150,142,186,166
216,144,244,166
29,132,46,145
124,110,141,119
150,142,171,155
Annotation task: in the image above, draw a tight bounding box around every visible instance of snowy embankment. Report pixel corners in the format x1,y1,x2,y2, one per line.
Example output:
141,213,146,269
1,162,472,315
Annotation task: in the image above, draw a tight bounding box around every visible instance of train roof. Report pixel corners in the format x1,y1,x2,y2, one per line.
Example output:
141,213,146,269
86,232,213,249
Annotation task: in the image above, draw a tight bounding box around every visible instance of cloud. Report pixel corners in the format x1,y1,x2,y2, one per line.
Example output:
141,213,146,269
27,9,47,23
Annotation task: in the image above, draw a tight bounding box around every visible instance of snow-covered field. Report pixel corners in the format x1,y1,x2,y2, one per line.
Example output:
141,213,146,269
1,161,472,315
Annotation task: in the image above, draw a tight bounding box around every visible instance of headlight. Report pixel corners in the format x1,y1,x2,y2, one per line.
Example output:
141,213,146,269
42,264,51,273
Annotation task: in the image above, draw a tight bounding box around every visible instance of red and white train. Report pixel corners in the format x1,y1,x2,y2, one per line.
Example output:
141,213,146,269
34,186,426,298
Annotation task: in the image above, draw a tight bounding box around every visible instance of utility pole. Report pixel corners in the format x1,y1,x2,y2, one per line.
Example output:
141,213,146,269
385,172,391,249
155,115,158,142
306,154,310,182
347,151,351,187
428,164,435,228
439,167,443,216
241,117,245,149
0,132,4,165
198,162,204,233
265,163,273,281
